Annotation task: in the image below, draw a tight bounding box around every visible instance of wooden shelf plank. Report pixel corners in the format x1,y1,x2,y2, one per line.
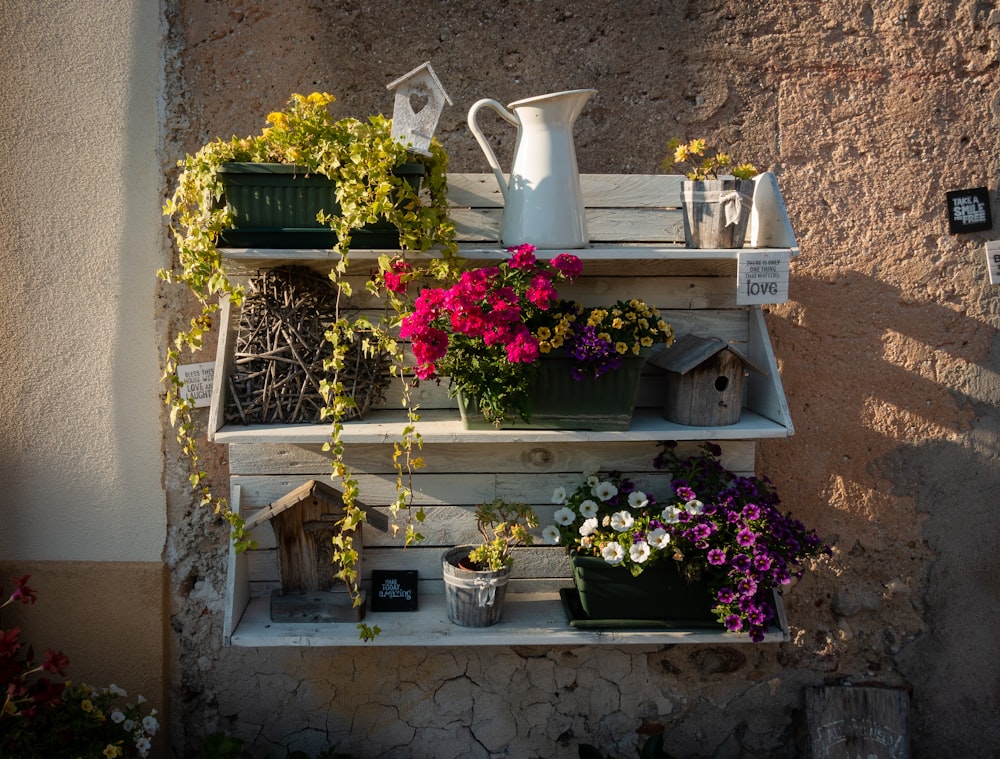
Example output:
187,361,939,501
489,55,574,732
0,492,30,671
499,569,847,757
210,408,792,445
227,591,789,647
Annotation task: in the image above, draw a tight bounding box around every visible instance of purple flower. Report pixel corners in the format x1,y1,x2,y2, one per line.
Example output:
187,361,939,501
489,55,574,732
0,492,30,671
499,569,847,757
717,587,735,604
724,614,743,632
731,553,751,572
736,528,756,548
707,548,727,566
753,553,773,572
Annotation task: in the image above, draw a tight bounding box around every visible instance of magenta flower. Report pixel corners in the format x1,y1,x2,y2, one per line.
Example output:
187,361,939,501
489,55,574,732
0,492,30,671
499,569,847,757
551,252,583,278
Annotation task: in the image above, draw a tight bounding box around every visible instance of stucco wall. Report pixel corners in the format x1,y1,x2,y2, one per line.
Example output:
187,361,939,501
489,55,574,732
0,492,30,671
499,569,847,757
158,1,1000,757
0,0,168,743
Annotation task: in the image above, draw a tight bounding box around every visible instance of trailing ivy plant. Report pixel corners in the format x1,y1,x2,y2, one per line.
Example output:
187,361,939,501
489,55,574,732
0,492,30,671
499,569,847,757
159,92,461,635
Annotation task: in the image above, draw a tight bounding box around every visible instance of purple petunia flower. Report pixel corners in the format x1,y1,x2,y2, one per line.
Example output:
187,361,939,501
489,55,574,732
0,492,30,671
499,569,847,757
707,548,727,566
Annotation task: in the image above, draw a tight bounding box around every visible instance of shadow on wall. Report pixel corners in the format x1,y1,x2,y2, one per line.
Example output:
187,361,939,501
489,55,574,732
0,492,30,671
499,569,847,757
766,268,1000,755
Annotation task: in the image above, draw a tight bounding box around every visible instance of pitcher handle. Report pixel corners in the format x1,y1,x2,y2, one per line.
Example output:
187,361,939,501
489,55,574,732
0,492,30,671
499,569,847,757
467,98,518,202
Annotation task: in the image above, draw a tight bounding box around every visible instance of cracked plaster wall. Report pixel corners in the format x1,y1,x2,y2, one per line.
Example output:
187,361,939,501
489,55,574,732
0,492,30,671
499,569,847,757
160,1,1000,757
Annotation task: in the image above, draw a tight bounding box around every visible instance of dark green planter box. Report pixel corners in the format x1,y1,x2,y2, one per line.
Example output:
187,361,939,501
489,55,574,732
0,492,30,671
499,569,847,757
569,553,718,626
457,351,650,431
216,162,424,249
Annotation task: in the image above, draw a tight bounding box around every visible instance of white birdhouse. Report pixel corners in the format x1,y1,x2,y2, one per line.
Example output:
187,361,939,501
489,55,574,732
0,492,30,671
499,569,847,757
386,62,452,156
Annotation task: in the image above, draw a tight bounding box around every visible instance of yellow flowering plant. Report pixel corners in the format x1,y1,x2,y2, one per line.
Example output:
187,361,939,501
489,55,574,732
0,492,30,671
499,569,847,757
661,137,757,181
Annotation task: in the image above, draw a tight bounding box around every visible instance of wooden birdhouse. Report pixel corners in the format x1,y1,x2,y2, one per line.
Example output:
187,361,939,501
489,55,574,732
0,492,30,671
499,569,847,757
243,479,388,623
386,61,452,156
650,334,766,427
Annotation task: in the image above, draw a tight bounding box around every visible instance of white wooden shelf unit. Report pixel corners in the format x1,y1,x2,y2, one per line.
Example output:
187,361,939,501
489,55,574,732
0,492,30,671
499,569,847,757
215,172,799,647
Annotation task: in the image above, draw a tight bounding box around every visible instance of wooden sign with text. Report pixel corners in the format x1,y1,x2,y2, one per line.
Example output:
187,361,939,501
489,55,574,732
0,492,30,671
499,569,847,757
177,362,215,408
736,251,790,305
370,570,418,612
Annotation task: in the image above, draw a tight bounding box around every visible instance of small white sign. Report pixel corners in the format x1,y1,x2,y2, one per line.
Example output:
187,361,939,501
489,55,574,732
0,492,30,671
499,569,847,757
737,251,790,305
986,241,1000,285
177,362,215,408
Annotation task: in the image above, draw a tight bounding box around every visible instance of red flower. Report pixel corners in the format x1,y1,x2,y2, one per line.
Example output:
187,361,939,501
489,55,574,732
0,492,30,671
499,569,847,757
43,648,70,677
8,575,37,605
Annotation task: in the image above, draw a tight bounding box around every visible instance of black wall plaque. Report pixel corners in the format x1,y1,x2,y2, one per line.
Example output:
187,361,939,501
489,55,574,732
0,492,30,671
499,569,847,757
370,570,418,612
947,187,992,233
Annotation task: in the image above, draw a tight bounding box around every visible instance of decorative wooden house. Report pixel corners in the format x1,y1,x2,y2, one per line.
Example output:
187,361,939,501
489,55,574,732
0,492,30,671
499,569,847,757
242,479,389,623
651,334,766,427
386,62,451,156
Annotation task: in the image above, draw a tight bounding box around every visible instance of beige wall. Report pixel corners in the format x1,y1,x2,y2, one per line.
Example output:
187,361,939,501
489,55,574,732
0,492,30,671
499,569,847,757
0,0,168,747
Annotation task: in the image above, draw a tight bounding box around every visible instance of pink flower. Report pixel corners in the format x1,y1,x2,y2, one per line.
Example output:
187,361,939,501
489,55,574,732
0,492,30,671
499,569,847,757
505,326,540,363
508,244,537,269
551,253,583,279
526,275,557,308
382,260,412,294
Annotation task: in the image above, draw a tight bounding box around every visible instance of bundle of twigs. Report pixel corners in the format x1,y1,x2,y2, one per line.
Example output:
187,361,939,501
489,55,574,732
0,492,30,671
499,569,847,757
225,266,390,425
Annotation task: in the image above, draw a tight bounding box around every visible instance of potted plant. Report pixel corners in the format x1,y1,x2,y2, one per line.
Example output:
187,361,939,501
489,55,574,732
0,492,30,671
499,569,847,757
441,499,538,627
661,137,758,249
400,243,675,430
0,577,160,757
543,442,827,641
158,92,460,633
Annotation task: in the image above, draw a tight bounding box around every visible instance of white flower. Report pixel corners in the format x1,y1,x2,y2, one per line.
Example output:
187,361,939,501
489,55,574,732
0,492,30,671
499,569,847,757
135,736,151,757
610,510,634,532
601,542,626,564
551,486,567,504
142,714,160,733
684,499,704,514
647,528,671,550
628,490,649,509
553,506,576,526
579,499,599,518
124,719,137,732
661,505,682,523
579,517,598,537
542,525,562,544
108,683,127,697
629,541,651,563
593,481,619,501
110,709,126,724
586,474,600,487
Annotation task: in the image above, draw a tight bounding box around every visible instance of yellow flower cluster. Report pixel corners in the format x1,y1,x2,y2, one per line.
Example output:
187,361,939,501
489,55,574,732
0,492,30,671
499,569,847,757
662,137,757,181
533,299,673,356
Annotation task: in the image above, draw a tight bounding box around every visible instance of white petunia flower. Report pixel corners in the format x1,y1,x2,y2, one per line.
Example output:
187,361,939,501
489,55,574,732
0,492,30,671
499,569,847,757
110,709,126,724
579,499,599,518
551,486,567,504
684,499,704,514
628,490,649,509
661,505,682,523
554,506,576,526
610,510,634,532
586,474,600,487
579,517,599,537
601,542,626,564
542,525,561,544
647,528,671,550
142,714,160,733
108,683,127,697
629,541,651,563
593,481,619,501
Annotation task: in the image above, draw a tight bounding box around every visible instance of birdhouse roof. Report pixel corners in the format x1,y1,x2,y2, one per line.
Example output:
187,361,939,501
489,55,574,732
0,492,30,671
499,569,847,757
649,334,767,376
243,479,389,532
386,62,453,105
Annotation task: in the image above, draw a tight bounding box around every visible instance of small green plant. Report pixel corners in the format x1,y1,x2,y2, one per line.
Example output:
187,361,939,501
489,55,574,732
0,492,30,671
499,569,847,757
466,499,539,571
661,137,757,180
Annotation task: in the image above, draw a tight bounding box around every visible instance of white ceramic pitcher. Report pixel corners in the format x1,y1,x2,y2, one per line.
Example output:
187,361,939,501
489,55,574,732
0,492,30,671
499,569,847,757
467,89,596,249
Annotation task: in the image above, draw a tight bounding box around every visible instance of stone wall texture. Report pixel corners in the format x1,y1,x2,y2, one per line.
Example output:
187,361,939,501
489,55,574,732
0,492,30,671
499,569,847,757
161,1,1000,757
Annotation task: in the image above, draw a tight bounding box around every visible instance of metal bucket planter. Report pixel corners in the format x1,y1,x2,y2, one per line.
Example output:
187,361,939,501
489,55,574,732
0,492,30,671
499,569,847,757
441,546,511,627
680,178,754,249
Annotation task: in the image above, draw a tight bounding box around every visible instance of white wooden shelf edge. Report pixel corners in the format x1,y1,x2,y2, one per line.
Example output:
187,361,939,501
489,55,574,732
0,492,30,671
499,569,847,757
209,409,793,445
226,591,789,648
